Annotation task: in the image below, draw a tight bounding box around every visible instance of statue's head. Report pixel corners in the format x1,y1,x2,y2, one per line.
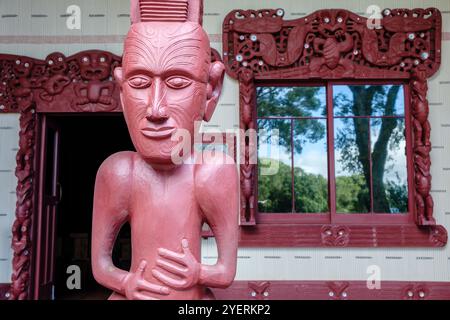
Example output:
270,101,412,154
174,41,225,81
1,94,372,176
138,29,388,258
114,0,225,165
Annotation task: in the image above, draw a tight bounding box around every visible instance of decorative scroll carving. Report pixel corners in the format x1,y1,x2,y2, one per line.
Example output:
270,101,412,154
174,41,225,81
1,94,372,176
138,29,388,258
402,283,430,300
0,49,222,114
10,99,36,300
222,7,444,233
1,48,223,300
410,67,434,226
239,224,447,247
326,281,350,300
429,225,447,246
248,281,270,300
223,8,441,80
0,50,122,113
238,69,256,225
212,280,450,300
321,226,350,247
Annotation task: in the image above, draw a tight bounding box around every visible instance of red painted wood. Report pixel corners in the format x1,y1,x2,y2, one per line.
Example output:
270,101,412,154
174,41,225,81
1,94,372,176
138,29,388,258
0,48,222,114
238,224,447,248
222,7,444,244
0,48,223,300
33,116,61,299
211,280,450,300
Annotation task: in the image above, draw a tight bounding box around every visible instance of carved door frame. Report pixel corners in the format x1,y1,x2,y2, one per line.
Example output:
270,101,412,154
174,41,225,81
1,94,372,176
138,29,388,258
0,50,123,300
0,48,223,300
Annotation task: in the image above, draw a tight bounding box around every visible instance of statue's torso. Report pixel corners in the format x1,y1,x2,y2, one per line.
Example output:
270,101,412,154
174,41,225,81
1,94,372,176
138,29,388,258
112,153,204,300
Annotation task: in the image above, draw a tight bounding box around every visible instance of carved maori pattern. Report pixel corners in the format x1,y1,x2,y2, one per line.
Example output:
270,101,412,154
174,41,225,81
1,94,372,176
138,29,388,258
238,69,257,225
248,281,270,300
222,7,442,230
326,281,350,300
321,226,350,247
402,283,430,300
0,49,222,114
223,8,441,80
0,48,224,299
410,67,434,226
10,101,36,300
0,50,122,113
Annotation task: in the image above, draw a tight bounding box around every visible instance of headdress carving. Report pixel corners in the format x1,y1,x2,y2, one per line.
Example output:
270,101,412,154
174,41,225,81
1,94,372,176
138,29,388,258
130,0,203,25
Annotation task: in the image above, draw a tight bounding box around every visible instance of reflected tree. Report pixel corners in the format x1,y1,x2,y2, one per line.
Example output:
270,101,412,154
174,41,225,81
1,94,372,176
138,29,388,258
335,85,406,212
257,87,326,153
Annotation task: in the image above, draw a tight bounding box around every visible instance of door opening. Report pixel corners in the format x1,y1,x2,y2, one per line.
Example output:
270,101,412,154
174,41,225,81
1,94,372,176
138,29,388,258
36,114,134,300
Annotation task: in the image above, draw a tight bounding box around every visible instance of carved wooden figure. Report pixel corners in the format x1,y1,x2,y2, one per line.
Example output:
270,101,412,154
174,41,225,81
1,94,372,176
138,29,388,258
91,0,239,300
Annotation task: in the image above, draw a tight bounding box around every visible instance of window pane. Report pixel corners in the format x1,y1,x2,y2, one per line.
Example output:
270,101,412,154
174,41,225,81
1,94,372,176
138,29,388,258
333,85,404,117
371,118,408,213
257,119,292,213
257,86,326,118
293,119,328,213
335,118,371,213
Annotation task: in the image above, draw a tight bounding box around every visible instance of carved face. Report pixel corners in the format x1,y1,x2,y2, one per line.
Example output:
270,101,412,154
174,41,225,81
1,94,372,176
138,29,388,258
115,22,224,165
318,10,348,37
78,52,111,81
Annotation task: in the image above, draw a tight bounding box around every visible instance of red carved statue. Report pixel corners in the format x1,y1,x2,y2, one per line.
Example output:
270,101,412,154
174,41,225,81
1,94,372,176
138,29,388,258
91,0,239,300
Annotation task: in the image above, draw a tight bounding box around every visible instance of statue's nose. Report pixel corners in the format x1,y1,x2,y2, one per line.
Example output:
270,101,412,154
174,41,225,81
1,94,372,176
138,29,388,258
146,105,169,123
146,78,169,123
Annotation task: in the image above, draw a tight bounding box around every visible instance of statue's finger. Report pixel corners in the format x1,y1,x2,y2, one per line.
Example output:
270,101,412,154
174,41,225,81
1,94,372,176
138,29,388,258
156,258,187,277
137,279,170,295
133,292,159,300
137,260,147,275
158,248,185,264
151,269,186,289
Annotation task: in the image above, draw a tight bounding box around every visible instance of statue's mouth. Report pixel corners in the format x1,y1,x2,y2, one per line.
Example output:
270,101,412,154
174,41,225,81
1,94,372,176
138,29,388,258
140,126,176,139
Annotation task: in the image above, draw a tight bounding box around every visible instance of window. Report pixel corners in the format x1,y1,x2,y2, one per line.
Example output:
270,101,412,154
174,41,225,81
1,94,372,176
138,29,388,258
222,7,445,247
256,83,411,224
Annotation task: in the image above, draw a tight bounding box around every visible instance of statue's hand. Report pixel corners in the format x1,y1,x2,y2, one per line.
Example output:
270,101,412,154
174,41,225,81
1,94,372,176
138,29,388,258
152,239,201,290
122,260,171,300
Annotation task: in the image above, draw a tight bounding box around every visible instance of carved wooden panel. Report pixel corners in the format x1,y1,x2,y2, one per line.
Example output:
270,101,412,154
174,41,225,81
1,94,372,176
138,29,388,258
222,8,443,231
0,48,222,300
212,280,450,300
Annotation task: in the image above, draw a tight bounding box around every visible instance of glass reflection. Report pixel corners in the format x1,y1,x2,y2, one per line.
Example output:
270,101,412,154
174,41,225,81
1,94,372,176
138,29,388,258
257,119,292,213
334,85,404,117
334,118,371,213
371,119,408,213
293,119,328,213
257,86,326,118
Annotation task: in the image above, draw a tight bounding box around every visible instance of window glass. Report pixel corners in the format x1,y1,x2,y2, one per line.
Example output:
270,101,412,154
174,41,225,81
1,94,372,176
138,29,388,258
293,119,328,213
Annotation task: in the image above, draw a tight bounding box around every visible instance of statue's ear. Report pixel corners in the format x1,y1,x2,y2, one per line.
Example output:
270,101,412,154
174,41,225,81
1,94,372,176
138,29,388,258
114,67,124,86
204,61,225,122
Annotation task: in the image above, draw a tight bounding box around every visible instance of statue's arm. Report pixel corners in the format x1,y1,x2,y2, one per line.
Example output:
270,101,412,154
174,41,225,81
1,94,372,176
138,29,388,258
195,156,239,288
91,152,132,295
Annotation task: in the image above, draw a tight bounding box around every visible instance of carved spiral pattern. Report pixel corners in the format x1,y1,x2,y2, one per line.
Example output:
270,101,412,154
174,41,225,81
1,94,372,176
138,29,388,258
223,8,441,79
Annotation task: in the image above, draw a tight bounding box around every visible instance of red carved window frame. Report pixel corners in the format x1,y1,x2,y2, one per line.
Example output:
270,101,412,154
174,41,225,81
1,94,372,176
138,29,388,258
222,7,447,247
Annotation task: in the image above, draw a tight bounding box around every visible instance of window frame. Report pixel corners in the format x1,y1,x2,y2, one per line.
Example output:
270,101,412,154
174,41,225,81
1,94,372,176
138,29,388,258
255,79,414,226
222,7,447,247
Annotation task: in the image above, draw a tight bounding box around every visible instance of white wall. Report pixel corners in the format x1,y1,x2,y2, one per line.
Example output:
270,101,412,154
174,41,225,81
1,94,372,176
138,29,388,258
0,114,19,283
0,0,449,284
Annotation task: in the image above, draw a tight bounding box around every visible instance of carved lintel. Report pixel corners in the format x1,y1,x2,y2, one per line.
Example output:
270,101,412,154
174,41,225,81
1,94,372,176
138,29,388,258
223,8,442,80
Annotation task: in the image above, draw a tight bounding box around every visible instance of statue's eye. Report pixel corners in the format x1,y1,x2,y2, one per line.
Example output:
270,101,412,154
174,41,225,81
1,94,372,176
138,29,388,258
165,76,192,89
128,76,152,89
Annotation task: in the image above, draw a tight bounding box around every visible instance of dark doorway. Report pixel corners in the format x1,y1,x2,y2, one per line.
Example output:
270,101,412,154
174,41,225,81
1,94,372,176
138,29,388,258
44,114,134,300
